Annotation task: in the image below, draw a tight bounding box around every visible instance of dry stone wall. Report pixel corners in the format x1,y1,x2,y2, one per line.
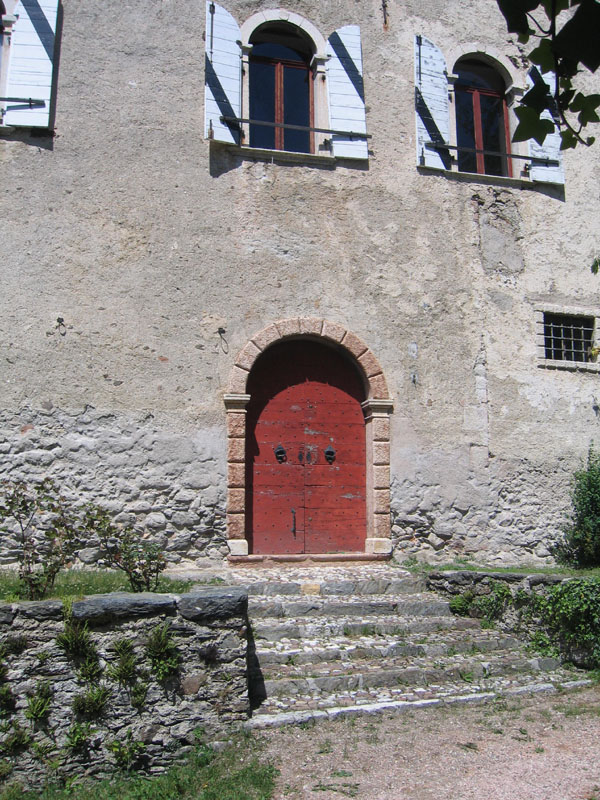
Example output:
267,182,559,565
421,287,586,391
0,588,249,786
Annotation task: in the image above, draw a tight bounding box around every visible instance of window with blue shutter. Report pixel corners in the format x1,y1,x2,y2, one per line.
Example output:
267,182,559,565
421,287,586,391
205,5,369,161
414,35,565,186
2,0,60,129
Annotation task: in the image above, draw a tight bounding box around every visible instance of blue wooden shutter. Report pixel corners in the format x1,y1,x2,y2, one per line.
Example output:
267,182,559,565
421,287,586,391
326,25,368,160
414,35,451,170
204,1,241,145
4,0,59,128
527,69,564,185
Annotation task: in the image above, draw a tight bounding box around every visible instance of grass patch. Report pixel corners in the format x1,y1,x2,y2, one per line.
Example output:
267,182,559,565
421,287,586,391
403,560,600,578
0,733,278,800
0,570,193,602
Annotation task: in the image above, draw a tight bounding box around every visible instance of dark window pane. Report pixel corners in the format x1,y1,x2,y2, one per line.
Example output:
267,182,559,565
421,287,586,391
455,90,477,174
283,65,310,153
544,313,594,362
250,61,276,150
252,42,306,62
480,94,504,176
455,60,505,93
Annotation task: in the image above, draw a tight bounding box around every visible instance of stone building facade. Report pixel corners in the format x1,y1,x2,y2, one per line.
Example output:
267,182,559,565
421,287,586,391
0,0,599,566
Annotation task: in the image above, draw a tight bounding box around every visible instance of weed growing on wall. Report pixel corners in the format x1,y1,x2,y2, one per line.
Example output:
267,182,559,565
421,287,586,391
107,730,146,772
448,582,510,623
65,722,94,755
145,622,180,684
556,446,600,567
72,685,112,719
24,681,52,724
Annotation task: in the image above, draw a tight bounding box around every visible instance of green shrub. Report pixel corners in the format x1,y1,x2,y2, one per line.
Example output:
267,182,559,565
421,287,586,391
145,622,180,684
0,480,82,600
470,581,512,621
83,506,167,592
130,680,149,711
0,686,16,718
56,619,98,664
0,722,31,755
538,577,600,667
449,591,474,616
557,446,600,567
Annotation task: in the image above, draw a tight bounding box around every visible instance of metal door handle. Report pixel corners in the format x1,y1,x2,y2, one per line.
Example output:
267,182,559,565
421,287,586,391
274,444,286,463
291,508,296,536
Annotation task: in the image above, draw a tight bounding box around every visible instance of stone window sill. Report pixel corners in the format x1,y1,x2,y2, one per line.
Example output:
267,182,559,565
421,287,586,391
417,164,562,192
211,141,338,166
538,359,600,374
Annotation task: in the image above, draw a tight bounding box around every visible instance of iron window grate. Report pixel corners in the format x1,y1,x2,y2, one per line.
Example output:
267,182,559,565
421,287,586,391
543,313,594,362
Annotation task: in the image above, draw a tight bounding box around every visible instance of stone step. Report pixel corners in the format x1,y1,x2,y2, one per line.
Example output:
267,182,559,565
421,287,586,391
251,613,478,642
247,594,450,619
246,677,594,729
254,650,564,700
240,576,426,597
255,631,523,666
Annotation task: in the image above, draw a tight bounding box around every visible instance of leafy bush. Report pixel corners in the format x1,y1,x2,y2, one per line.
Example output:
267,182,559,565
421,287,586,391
448,582,511,622
556,446,600,567
449,591,474,616
0,480,82,600
537,577,600,668
0,722,31,755
83,506,167,592
0,686,16,718
470,581,512,621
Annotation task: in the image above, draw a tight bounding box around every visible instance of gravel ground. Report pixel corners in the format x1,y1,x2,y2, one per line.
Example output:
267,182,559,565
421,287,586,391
258,686,600,800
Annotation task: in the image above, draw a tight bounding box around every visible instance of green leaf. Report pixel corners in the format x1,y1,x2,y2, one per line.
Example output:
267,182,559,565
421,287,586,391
553,0,600,73
528,40,556,73
496,0,540,34
522,77,552,113
560,129,578,149
513,105,555,144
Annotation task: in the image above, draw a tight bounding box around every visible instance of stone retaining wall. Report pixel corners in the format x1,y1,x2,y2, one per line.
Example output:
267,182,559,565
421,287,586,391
426,570,567,596
0,587,249,786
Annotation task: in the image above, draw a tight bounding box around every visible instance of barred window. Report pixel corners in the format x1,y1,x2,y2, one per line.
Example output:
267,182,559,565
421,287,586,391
543,313,594,362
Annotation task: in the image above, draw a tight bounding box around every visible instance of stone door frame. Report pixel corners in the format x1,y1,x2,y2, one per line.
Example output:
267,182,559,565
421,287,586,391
223,318,394,557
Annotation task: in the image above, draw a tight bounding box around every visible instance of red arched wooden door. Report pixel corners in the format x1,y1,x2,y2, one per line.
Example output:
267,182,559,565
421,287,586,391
246,340,366,554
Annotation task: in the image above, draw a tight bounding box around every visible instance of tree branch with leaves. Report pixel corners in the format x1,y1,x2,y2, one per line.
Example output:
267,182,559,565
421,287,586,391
496,0,600,149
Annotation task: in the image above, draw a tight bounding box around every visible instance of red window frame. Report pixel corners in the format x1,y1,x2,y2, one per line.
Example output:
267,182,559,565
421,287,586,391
249,53,314,153
455,84,512,177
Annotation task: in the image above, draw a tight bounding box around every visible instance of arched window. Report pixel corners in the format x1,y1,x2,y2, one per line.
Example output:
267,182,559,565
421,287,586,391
248,23,314,154
454,58,511,177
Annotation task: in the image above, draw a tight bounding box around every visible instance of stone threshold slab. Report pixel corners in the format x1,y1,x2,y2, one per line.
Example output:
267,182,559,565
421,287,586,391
228,553,391,566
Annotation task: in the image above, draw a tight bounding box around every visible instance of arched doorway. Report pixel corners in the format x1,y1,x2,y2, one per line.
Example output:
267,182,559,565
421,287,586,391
224,317,394,559
246,339,366,554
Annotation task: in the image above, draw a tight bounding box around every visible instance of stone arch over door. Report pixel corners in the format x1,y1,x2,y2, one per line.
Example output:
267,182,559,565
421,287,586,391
224,318,394,558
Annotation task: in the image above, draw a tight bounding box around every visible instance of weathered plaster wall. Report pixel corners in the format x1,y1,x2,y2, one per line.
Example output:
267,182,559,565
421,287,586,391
0,588,248,785
1,0,599,564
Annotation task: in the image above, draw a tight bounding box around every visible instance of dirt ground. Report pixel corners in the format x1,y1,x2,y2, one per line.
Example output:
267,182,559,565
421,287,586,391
258,686,600,800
